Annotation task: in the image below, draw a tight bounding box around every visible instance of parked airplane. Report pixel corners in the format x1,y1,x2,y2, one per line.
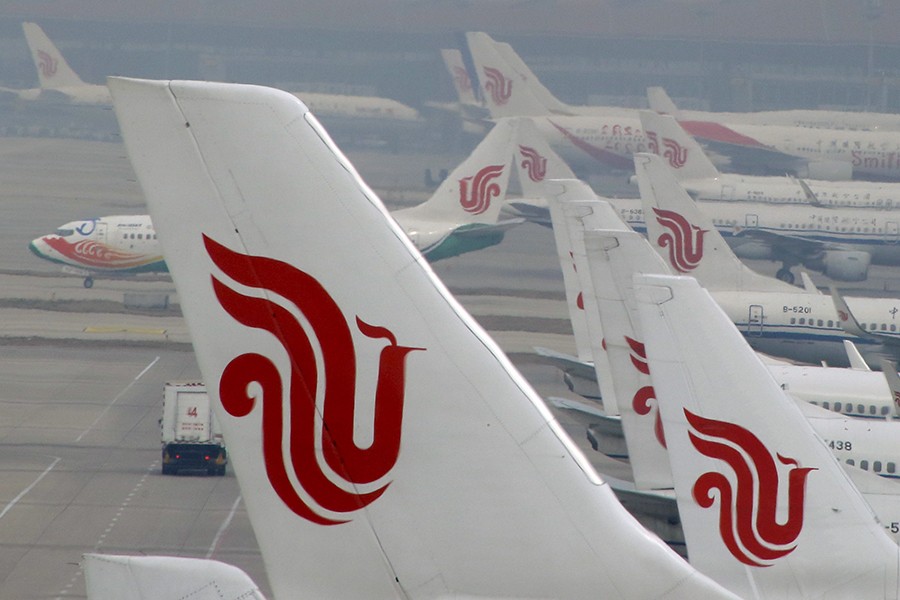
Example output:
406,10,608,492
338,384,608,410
425,48,489,135
0,22,112,105
557,215,900,549
636,152,900,367
638,273,900,597
640,109,900,209
29,119,524,286
548,186,898,420
647,86,900,132
110,77,738,599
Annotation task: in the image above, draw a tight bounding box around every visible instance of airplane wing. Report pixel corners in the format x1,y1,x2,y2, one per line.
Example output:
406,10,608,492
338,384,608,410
732,226,828,263
533,346,597,382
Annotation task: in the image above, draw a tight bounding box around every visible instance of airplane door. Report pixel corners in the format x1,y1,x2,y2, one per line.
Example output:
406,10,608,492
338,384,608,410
887,221,899,244
745,214,759,228
747,304,764,336
720,184,735,201
95,221,108,244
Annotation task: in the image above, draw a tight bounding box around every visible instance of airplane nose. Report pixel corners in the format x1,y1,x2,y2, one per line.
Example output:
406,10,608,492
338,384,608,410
29,238,50,259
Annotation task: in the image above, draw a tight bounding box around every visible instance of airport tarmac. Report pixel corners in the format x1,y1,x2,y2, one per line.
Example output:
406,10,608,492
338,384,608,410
5,134,900,597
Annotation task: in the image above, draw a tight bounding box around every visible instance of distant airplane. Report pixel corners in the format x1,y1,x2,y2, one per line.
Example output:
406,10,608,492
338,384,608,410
647,85,900,132
639,110,900,283
109,76,737,599
635,152,900,367
28,215,165,288
555,213,900,550
639,273,900,597
29,119,524,286
425,48,489,135
0,22,112,105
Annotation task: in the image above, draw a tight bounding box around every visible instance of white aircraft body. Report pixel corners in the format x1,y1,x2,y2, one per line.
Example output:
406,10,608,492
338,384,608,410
0,22,112,105
553,207,900,552
466,31,900,178
293,91,419,123
29,119,525,286
28,215,165,287
647,86,900,132
426,48,488,135
110,77,739,599
634,152,900,367
638,273,900,598
641,109,900,210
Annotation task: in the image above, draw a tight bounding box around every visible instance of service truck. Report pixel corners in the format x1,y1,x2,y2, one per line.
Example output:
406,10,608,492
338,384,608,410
160,381,227,475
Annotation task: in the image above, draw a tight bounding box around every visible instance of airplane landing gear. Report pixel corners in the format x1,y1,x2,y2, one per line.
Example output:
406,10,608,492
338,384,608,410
83,276,94,289
775,267,795,285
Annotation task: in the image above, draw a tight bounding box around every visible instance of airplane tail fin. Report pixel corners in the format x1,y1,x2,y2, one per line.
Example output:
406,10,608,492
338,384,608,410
646,87,681,116
635,273,900,598
110,77,733,599
514,118,576,198
634,152,797,292
571,224,676,489
83,554,266,600
22,22,87,89
465,32,552,117
439,48,480,107
546,185,627,416
397,117,516,227
491,38,574,115
638,110,720,181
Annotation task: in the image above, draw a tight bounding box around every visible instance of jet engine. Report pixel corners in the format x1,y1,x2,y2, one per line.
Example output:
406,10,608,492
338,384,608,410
822,250,871,281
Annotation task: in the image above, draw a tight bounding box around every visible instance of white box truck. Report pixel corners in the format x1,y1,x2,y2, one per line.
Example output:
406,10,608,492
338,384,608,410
160,382,227,475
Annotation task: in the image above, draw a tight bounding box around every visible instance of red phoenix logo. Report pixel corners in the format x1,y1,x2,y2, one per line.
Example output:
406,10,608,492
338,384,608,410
625,336,665,447
519,145,548,182
459,164,505,215
204,235,423,526
653,207,707,273
452,65,472,94
646,131,660,155
662,137,689,169
37,50,57,78
686,409,816,567
482,66,513,106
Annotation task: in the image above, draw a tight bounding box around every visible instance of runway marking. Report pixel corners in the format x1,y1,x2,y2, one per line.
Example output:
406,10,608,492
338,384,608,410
0,456,60,521
74,355,160,443
206,494,243,559
55,460,159,599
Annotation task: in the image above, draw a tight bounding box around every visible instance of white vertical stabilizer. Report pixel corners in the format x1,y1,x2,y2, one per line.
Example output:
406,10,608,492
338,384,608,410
466,32,551,117
635,152,798,293
23,22,87,89
110,78,734,599
635,273,900,598
639,110,720,181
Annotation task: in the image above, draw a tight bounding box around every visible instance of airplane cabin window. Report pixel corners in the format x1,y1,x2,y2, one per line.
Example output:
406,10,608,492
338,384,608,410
822,401,830,410
870,405,877,415
817,319,823,326
834,402,842,412
883,406,891,416
858,404,865,413
790,317,796,324
875,461,883,473
889,463,896,474
861,460,869,470
828,320,834,327
847,459,855,466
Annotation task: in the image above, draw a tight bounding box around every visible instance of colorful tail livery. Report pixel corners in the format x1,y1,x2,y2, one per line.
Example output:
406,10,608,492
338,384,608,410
635,152,796,293
110,78,734,599
20,22,110,104
639,110,720,181
635,273,900,598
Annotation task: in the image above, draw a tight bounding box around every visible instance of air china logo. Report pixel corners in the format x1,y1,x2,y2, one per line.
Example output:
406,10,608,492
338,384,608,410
653,207,707,273
452,65,472,94
459,164,505,215
625,336,665,447
837,310,849,322
204,235,423,526
685,409,816,567
662,137,689,169
482,66,512,106
644,131,688,169
37,50,57,78
519,145,547,182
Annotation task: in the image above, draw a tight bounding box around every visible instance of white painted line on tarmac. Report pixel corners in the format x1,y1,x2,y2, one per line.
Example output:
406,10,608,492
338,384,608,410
75,355,160,443
206,494,243,559
0,456,60,521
